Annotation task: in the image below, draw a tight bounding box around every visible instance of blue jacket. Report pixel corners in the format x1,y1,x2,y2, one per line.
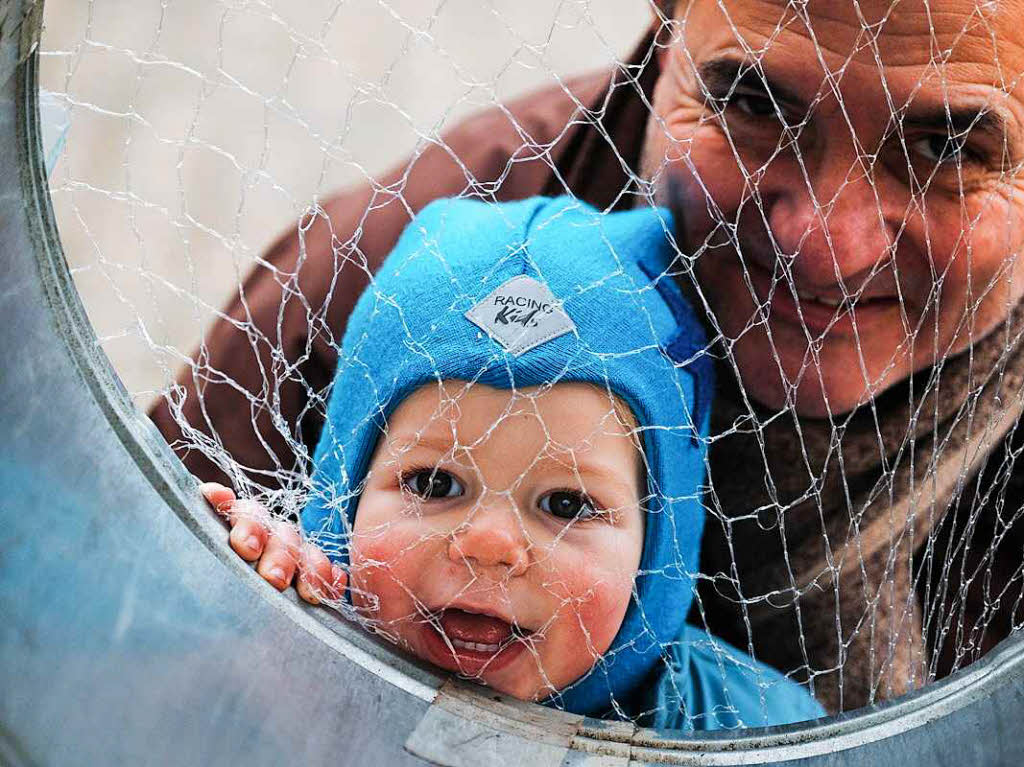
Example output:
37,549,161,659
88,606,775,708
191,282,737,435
643,625,824,730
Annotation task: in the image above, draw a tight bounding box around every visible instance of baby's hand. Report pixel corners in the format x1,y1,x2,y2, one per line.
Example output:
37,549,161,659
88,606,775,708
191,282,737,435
199,482,346,605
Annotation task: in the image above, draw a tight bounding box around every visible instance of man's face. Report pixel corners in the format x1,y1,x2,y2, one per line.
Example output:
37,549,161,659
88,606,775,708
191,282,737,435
348,381,644,701
641,0,1024,417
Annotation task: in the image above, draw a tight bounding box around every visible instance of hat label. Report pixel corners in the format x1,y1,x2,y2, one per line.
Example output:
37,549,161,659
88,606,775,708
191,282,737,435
465,275,576,356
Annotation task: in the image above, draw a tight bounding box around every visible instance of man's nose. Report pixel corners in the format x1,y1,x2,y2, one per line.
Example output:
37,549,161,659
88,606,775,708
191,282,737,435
763,143,898,288
447,494,530,577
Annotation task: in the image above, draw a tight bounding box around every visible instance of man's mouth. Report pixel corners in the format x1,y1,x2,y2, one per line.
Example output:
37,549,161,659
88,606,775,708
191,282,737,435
419,607,534,677
744,259,900,336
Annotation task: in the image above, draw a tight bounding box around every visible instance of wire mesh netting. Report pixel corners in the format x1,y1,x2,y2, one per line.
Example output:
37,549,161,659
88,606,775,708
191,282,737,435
37,0,1024,732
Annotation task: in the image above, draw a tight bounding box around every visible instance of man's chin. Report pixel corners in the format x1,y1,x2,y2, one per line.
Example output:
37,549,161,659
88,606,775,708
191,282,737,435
741,377,865,420
730,332,908,420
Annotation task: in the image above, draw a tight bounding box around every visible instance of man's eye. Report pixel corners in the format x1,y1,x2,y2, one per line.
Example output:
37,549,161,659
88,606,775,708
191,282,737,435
538,490,598,521
402,469,464,500
731,92,778,119
911,134,978,166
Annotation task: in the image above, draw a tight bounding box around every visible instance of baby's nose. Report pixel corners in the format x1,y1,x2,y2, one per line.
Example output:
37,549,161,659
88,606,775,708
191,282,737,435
447,498,529,576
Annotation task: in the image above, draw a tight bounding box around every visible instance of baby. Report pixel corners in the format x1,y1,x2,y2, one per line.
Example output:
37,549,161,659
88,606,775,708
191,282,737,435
203,196,825,729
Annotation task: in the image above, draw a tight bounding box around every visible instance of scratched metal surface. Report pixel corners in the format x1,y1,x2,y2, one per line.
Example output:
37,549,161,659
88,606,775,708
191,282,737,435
2,1,1024,765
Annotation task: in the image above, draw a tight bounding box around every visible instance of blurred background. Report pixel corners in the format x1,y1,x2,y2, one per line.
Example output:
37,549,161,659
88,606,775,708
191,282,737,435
38,0,651,408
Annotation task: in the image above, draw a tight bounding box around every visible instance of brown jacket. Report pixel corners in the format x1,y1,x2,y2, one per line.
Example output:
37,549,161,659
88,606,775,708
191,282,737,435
148,31,1020,711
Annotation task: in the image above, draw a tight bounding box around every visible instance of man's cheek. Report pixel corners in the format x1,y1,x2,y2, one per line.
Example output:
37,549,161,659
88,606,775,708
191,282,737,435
663,132,747,240
965,204,1024,298
929,192,1022,288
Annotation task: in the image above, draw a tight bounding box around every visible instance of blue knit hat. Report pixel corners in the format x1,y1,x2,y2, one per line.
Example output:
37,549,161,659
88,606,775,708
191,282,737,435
301,196,713,719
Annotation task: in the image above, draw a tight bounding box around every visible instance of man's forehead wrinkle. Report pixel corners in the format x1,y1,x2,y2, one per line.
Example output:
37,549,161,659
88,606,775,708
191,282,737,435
715,0,894,58
730,0,1000,33
713,0,1022,69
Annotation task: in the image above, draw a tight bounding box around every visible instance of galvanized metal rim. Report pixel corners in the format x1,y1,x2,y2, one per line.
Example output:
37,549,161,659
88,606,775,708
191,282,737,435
12,0,1024,761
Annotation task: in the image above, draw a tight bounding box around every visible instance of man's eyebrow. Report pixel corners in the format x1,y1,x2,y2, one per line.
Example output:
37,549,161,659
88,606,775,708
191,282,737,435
900,103,1011,145
696,56,804,108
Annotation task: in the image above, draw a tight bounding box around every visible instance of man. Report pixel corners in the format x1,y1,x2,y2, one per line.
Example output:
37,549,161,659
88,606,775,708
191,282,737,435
150,0,1024,714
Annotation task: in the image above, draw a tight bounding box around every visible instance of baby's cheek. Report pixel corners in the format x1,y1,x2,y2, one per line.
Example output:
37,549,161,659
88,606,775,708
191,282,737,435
541,546,636,657
348,520,443,619
574,576,635,656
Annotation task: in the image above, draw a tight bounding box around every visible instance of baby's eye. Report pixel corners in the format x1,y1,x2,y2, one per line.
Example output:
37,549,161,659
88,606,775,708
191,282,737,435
538,490,598,521
402,469,464,500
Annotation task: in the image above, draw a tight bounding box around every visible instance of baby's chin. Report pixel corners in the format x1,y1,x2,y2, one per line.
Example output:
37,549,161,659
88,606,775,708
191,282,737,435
416,621,533,687
462,658,556,702
418,632,594,704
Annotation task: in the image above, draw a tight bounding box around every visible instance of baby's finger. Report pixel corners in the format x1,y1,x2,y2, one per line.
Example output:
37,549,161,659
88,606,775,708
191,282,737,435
200,482,236,518
331,564,348,597
225,498,269,528
257,522,301,591
296,544,339,604
228,516,268,562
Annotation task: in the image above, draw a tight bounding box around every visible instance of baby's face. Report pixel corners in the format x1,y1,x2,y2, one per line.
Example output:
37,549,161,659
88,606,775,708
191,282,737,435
349,380,645,701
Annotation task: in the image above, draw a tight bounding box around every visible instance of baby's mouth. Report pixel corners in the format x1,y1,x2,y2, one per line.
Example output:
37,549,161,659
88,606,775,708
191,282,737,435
421,608,534,677
440,609,521,650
